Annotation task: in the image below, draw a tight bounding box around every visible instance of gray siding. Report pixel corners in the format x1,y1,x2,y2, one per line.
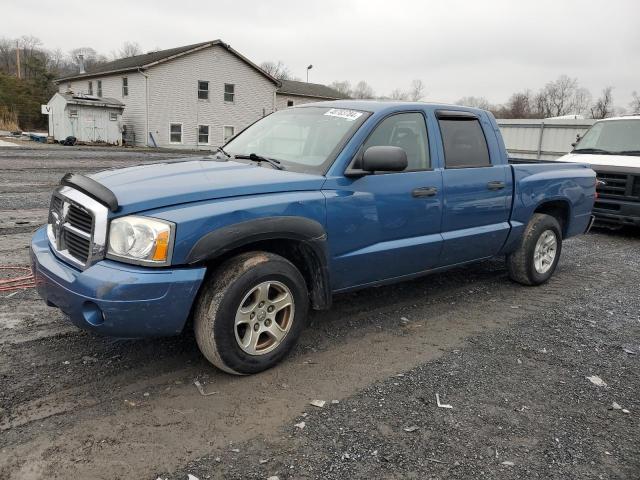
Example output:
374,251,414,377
275,93,329,110
147,45,276,148
60,74,147,145
58,45,278,148
47,93,123,144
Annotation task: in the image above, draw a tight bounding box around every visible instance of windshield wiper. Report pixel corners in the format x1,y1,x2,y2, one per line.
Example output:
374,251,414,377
614,150,640,156
216,146,231,157
572,148,614,154
234,153,284,170
206,146,231,161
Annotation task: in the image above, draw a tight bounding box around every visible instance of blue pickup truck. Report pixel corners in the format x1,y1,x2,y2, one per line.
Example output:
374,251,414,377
31,101,596,374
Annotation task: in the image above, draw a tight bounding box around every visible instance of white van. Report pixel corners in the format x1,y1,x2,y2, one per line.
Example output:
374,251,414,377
556,116,640,228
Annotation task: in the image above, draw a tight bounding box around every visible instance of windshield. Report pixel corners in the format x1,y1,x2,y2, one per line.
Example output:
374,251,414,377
574,119,640,155
224,107,369,174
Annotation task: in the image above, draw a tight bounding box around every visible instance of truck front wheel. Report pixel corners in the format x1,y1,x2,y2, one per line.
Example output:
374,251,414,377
194,251,309,375
507,213,563,286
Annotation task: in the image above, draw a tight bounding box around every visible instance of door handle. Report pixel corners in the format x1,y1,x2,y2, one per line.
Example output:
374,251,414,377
487,181,506,190
412,186,438,198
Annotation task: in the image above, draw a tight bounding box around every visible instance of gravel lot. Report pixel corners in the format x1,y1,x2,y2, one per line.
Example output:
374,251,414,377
0,145,638,480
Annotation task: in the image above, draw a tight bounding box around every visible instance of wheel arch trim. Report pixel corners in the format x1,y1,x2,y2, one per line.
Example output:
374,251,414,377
185,216,331,309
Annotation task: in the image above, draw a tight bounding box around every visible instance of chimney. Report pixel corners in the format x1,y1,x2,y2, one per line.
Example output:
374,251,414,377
78,54,86,74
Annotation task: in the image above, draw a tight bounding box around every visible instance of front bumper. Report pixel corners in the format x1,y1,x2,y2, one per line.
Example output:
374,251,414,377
30,226,206,337
593,199,640,227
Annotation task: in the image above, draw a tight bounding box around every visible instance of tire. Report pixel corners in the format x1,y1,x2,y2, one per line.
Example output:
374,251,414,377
507,213,562,286
194,251,309,375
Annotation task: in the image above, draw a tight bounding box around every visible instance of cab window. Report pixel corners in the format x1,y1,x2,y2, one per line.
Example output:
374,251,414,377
439,118,491,168
362,113,430,170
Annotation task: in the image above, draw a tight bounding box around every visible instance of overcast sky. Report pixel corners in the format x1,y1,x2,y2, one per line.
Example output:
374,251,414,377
4,0,639,107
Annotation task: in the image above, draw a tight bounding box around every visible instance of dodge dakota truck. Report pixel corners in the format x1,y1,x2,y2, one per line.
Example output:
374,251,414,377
555,115,640,228
31,101,596,374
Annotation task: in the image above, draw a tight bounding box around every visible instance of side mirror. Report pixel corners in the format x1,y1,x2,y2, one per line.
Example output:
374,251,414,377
571,134,581,148
361,146,408,172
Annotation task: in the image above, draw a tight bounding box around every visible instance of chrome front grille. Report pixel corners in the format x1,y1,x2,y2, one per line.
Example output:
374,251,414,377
68,204,93,233
47,187,109,269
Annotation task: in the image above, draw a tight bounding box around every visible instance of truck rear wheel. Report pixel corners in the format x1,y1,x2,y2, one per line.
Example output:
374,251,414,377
507,213,562,286
194,251,308,375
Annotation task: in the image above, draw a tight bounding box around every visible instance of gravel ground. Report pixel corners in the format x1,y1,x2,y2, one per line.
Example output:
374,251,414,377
0,145,639,480
164,239,640,479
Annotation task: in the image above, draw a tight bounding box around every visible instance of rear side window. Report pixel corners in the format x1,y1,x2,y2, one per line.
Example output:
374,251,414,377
362,112,430,170
439,118,490,168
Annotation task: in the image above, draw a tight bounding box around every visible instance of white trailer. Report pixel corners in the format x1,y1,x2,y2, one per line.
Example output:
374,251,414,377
47,93,125,145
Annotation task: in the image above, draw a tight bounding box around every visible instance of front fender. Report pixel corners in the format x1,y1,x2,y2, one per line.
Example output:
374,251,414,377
185,216,331,309
185,216,326,264
142,191,331,308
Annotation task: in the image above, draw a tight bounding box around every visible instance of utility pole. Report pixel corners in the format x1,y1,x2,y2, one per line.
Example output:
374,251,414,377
15,40,21,79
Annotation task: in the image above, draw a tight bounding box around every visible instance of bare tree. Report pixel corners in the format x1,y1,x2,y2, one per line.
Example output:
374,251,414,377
329,80,352,97
542,75,575,116
47,48,65,75
590,87,614,119
629,91,640,114
390,88,409,100
352,80,375,99
573,87,592,116
68,47,106,72
0,37,14,74
118,41,142,58
409,79,425,101
535,75,592,117
456,96,492,110
504,91,534,118
16,35,43,79
260,60,292,80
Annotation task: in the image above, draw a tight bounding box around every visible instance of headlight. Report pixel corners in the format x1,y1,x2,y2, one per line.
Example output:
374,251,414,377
107,216,174,266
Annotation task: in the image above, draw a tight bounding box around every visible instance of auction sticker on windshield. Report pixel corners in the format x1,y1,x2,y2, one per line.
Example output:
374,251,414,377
324,109,363,121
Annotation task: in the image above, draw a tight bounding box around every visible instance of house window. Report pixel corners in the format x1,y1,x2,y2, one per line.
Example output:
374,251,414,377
223,125,235,142
170,123,182,143
198,81,209,100
97,80,102,97
88,81,93,95
287,100,294,107
109,112,118,121
224,83,235,102
69,109,78,118
122,77,128,97
198,125,209,144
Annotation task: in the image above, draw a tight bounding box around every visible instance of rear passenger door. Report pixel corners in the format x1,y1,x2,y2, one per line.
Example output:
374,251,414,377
436,110,511,265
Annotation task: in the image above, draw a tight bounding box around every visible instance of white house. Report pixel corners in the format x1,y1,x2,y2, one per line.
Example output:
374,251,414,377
55,40,347,149
47,92,124,144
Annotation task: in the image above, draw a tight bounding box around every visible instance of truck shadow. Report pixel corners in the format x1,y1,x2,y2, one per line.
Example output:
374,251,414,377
590,225,640,239
4,258,511,413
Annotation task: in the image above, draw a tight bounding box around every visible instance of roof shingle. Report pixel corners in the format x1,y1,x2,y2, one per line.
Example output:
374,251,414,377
55,40,277,85
277,79,349,100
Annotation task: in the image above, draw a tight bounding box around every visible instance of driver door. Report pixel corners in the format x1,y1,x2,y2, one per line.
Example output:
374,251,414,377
323,112,444,291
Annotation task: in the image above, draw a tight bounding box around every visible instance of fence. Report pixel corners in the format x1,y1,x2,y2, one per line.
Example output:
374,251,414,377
497,118,597,160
